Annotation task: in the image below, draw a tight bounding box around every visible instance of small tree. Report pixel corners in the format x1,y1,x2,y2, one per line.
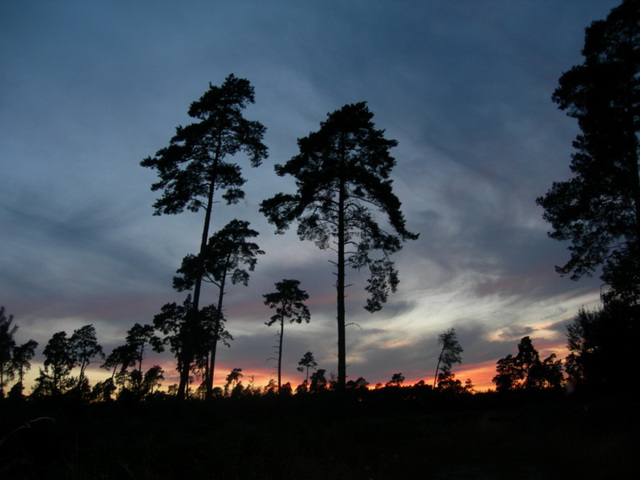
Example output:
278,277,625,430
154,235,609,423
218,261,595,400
386,372,405,388
123,323,163,397
70,324,104,384
91,378,117,402
37,331,75,396
103,323,164,400
493,354,522,392
309,368,329,393
102,344,135,383
264,279,310,391
527,353,564,390
224,367,243,396
433,328,463,387
493,336,564,392
436,371,473,394
10,339,38,396
153,295,210,395
125,323,163,373
296,351,318,383
173,219,263,398
0,307,18,397
346,377,369,390
309,369,328,393
122,365,165,400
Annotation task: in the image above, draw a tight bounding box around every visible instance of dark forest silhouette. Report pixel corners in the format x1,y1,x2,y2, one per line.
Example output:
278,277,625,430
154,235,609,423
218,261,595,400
1,0,638,402
2,1,640,478
2,0,639,403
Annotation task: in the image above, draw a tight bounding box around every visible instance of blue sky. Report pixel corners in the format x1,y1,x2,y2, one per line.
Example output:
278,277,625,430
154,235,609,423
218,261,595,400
1,1,619,390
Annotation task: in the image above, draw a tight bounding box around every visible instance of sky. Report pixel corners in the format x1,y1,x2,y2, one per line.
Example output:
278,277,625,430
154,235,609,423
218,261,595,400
1,0,620,392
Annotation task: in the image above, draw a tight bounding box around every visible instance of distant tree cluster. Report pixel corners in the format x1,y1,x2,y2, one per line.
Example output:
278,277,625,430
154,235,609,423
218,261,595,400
492,337,564,392
2,302,622,403
0,306,37,399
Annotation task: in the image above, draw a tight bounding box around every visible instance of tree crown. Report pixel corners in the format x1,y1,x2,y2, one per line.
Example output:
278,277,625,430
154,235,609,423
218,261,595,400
260,102,418,312
141,74,268,215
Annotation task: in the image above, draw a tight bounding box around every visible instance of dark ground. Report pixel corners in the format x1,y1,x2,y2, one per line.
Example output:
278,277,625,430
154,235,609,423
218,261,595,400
1,390,637,479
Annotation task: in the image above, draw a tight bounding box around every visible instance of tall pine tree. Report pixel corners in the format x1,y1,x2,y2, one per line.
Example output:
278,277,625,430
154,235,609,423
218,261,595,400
141,75,267,398
537,1,640,304
261,102,417,389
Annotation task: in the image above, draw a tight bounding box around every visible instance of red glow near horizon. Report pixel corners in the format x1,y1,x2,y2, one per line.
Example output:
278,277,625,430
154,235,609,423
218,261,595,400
22,341,557,394
154,359,501,393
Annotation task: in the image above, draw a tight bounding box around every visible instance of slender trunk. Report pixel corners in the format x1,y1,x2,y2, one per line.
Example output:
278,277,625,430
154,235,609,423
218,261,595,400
177,359,190,400
632,143,640,239
433,348,443,388
206,267,227,399
337,176,347,391
176,350,190,399
53,367,59,395
178,157,219,400
138,345,144,374
79,361,87,384
207,332,219,398
192,177,216,315
624,46,640,240
277,316,284,391
203,350,210,396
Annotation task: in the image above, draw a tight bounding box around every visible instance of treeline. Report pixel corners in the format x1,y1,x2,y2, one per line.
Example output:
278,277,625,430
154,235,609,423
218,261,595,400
3,301,637,403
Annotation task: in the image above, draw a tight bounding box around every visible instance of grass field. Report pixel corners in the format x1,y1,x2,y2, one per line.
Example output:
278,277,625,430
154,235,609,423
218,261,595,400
1,391,637,479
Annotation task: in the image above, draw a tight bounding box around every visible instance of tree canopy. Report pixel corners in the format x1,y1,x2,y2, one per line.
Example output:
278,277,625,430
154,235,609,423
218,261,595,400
0,306,18,397
492,336,564,392
264,279,310,391
433,328,463,387
537,0,640,304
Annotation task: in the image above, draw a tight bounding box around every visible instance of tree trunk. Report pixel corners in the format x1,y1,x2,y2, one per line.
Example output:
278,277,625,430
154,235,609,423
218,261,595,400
433,347,444,388
207,329,219,398
336,176,347,391
205,267,227,399
177,354,190,400
631,136,640,240
205,296,223,399
179,160,219,400
278,316,284,391
192,177,215,318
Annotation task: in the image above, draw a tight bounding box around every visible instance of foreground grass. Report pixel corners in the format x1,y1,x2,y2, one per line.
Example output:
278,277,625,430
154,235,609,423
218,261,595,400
1,390,637,479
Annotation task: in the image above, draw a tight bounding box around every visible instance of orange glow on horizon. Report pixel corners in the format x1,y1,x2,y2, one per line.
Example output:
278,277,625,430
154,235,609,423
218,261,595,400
17,355,532,395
